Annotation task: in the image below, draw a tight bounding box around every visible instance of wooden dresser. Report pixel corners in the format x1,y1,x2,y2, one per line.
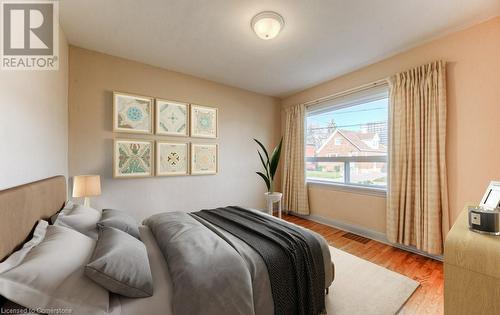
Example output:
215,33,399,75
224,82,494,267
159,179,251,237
444,206,500,314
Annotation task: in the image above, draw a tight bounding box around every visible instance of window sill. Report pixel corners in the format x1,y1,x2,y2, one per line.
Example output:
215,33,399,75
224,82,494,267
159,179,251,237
307,180,387,197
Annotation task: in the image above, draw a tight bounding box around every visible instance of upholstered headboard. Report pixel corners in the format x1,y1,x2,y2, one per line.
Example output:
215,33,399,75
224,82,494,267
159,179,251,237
0,176,66,261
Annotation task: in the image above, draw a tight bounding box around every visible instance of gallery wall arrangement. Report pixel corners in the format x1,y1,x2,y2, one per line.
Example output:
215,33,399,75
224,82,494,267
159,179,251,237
112,91,218,178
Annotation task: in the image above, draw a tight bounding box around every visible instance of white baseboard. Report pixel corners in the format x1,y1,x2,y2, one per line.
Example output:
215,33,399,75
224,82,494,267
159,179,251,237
295,213,443,262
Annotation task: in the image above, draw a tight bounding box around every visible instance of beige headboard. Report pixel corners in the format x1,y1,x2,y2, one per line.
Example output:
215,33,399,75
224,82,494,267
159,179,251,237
0,176,66,261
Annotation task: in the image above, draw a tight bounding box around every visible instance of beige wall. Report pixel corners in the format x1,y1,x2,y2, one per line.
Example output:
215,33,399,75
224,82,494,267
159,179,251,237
68,47,281,220
282,16,500,233
309,187,386,233
0,29,69,190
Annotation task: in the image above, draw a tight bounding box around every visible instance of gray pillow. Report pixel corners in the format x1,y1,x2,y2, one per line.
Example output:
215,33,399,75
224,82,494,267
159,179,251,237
85,226,153,298
54,201,101,239
97,209,140,239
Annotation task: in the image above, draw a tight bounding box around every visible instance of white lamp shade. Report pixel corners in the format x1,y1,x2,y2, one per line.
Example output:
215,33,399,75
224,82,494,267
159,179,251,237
251,12,284,40
72,175,101,198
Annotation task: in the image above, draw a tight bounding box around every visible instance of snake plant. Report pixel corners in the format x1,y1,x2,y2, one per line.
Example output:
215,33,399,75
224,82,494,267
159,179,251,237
254,138,283,193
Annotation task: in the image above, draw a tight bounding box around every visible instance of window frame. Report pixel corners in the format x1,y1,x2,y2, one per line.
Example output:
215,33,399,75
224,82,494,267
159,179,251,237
305,84,390,194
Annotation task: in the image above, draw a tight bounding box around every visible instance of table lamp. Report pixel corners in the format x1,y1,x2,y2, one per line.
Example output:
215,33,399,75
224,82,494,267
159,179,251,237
72,175,101,207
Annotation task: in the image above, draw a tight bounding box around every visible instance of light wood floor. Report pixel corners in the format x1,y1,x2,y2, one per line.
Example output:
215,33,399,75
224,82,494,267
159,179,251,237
281,213,444,315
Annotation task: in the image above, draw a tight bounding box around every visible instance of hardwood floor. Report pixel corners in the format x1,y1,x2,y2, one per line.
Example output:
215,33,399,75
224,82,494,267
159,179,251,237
281,213,444,315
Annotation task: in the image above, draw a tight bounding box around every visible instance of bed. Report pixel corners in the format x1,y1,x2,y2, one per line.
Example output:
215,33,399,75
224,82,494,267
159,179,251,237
0,176,334,315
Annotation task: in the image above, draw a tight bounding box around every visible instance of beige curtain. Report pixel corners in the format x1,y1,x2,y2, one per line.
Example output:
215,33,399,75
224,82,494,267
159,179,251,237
282,104,310,215
387,60,450,255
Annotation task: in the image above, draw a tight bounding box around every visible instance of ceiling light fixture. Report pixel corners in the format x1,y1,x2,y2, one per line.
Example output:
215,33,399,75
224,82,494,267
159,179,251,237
251,11,284,40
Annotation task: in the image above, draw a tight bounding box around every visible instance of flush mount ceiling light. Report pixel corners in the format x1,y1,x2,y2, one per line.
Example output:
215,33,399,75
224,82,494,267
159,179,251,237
251,11,284,40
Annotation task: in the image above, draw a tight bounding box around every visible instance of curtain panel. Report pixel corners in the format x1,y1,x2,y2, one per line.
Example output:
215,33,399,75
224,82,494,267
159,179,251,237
387,60,450,255
282,104,310,215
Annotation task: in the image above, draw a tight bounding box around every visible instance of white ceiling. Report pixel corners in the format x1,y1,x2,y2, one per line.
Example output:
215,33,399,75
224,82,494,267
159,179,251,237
59,0,500,97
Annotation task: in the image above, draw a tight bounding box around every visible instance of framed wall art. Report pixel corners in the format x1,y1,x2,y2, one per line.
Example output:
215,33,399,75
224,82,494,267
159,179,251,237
156,141,189,176
191,143,218,175
156,99,189,136
113,139,154,178
113,92,153,134
190,104,217,138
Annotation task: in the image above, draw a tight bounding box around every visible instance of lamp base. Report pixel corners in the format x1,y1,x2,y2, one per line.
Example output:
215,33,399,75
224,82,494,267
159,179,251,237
83,197,91,208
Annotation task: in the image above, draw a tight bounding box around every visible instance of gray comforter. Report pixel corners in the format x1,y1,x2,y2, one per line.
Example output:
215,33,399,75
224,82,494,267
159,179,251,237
143,210,334,315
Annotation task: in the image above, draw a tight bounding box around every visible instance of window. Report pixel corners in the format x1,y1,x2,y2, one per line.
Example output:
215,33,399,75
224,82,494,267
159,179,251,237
305,85,389,190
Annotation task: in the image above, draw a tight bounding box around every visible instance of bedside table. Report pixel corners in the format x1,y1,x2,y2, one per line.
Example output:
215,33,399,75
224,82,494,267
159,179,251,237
444,206,500,314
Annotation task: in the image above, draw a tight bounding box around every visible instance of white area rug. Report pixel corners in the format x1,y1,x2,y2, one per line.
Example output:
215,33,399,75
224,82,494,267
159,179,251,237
326,246,419,315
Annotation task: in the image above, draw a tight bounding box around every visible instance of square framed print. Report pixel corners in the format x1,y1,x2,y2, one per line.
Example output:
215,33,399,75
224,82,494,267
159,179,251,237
190,104,217,138
156,99,189,136
156,141,189,176
113,92,153,134
191,143,218,175
114,139,154,178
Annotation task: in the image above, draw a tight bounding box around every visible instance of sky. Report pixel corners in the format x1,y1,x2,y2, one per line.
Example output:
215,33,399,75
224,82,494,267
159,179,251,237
307,98,388,131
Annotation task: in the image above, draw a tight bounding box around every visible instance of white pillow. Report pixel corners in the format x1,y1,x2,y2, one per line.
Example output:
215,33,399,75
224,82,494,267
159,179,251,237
0,224,111,315
54,201,101,239
0,220,48,273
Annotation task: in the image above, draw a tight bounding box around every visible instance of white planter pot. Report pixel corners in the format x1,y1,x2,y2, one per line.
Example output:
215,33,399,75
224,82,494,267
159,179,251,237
264,192,283,218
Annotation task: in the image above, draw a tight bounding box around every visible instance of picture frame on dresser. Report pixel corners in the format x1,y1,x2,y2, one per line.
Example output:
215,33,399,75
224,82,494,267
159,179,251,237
155,99,189,137
190,104,218,138
113,139,154,178
113,92,154,134
191,143,218,175
156,141,189,176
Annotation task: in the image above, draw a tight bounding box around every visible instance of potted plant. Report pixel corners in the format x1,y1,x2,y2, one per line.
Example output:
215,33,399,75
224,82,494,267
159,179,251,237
254,138,283,215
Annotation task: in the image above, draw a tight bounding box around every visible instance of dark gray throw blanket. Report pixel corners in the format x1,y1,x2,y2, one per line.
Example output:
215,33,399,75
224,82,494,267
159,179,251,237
192,206,326,315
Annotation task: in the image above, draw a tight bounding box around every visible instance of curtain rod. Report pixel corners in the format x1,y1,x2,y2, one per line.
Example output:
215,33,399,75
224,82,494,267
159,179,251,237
302,78,389,108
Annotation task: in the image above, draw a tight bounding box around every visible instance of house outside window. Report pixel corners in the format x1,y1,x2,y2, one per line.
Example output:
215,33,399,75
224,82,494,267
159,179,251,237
305,84,389,191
